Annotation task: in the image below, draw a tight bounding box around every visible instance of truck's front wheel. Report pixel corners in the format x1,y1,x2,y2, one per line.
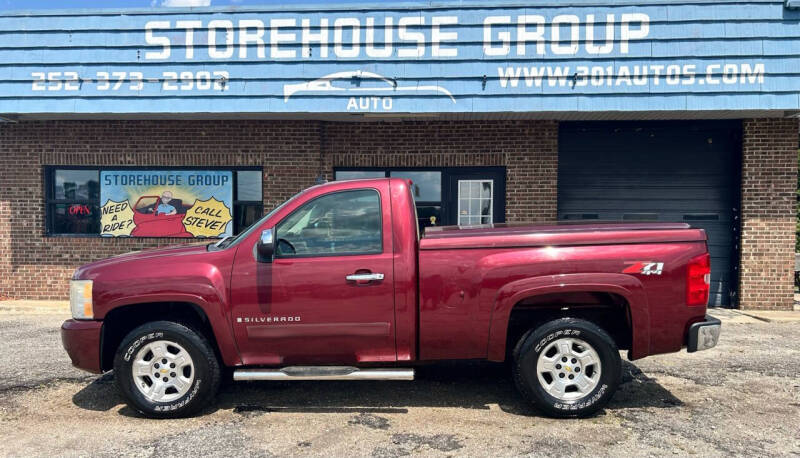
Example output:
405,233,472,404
513,318,621,418
113,321,221,418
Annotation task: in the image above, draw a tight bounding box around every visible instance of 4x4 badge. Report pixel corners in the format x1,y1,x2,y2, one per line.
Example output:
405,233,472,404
623,262,664,276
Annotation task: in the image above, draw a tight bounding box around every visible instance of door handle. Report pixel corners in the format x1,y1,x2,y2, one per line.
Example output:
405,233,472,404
346,273,385,282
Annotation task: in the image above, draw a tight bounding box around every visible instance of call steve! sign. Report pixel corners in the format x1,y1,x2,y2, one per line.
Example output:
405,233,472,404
9,1,793,115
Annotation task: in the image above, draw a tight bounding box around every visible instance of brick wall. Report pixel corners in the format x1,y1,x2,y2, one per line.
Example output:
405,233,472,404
739,118,799,310
0,119,559,300
2,118,797,307
322,120,559,223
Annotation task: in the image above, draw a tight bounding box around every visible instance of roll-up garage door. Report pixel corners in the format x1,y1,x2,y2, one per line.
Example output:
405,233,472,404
558,121,741,307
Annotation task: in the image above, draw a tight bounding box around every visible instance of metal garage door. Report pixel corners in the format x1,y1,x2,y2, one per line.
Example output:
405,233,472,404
558,121,741,307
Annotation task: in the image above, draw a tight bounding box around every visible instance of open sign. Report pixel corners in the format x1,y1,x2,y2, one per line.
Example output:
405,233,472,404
69,204,91,216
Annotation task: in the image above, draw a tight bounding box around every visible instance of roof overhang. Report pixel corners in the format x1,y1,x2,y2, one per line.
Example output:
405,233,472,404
3,110,794,123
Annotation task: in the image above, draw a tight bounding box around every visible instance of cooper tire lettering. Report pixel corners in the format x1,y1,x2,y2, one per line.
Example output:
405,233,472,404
123,331,163,362
534,329,582,353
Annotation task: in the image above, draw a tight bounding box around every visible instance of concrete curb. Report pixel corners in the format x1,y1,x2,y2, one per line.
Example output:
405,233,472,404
707,308,763,324
0,300,69,314
733,310,800,323
688,308,800,324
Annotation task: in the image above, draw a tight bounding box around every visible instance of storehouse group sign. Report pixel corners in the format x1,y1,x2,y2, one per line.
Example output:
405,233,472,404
2,0,800,114
100,170,233,238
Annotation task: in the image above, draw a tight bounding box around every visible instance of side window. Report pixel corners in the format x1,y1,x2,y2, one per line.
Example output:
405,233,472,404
275,189,382,257
234,170,263,233
46,168,101,235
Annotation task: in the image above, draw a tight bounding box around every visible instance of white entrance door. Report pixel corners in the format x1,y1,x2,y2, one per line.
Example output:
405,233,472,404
457,180,494,226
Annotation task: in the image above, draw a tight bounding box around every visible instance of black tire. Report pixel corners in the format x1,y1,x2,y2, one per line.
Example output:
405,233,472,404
513,318,621,418
113,321,221,419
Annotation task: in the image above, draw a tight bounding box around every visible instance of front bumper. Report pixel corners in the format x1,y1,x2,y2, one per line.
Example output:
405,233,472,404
687,316,721,353
61,319,103,373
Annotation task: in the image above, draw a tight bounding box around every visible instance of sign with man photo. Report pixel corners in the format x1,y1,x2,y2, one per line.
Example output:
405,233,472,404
99,170,233,238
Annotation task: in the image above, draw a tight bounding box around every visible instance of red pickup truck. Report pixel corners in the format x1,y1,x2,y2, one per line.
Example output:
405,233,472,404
61,178,721,418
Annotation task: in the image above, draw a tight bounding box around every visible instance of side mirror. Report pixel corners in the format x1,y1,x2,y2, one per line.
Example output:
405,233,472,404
256,228,274,263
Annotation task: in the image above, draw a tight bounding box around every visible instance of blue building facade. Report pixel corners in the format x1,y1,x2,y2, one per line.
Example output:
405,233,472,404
0,1,797,310
2,0,800,116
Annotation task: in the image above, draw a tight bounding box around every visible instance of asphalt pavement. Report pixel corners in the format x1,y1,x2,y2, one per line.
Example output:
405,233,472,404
0,306,798,457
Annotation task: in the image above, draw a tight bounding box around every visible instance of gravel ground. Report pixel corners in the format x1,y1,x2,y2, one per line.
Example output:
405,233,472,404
0,308,798,457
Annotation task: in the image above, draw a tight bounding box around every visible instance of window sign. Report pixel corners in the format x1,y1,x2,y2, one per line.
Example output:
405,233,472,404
100,170,233,238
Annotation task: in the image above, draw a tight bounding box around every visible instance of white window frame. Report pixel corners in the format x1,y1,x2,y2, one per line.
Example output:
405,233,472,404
457,179,494,226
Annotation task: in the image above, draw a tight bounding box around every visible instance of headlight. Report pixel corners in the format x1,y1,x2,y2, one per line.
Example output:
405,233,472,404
69,280,93,320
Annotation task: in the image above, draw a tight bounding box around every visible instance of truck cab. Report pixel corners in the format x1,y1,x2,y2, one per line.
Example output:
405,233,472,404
227,180,412,366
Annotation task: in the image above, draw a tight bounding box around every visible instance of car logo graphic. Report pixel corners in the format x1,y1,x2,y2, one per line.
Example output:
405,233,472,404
283,70,456,103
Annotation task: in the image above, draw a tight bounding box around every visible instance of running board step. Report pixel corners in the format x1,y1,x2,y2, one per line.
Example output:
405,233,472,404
233,366,414,381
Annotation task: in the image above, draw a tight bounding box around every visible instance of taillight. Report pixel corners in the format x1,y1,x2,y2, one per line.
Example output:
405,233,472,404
686,253,711,306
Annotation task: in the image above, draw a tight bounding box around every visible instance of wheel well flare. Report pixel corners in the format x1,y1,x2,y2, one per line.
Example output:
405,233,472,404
505,292,633,359
100,302,217,372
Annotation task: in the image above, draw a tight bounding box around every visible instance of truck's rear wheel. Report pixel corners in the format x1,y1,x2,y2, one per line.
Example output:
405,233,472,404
113,321,220,418
513,318,621,418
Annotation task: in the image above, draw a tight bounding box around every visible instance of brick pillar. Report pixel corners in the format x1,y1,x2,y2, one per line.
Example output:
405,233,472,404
739,118,798,310
505,120,558,222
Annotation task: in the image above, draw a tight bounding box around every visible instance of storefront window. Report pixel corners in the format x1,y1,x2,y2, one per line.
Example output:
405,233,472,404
45,167,263,236
389,171,441,201
49,203,101,234
234,170,263,232
54,169,100,200
335,170,386,180
335,168,444,231
236,170,263,201
46,169,100,236
415,205,443,229
333,167,505,231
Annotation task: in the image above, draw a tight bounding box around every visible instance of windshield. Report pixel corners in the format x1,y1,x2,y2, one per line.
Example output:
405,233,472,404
214,190,304,250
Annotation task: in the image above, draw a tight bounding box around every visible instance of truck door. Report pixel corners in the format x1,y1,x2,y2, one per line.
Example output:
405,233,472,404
229,184,396,365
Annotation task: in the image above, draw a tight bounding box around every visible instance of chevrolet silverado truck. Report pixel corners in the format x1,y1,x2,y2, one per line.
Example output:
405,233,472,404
61,177,721,418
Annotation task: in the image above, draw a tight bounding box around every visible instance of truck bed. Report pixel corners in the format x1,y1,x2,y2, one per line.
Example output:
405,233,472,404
417,221,709,362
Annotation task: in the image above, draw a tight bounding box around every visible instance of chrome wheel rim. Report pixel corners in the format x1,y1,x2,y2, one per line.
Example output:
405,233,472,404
131,340,195,403
535,337,602,401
